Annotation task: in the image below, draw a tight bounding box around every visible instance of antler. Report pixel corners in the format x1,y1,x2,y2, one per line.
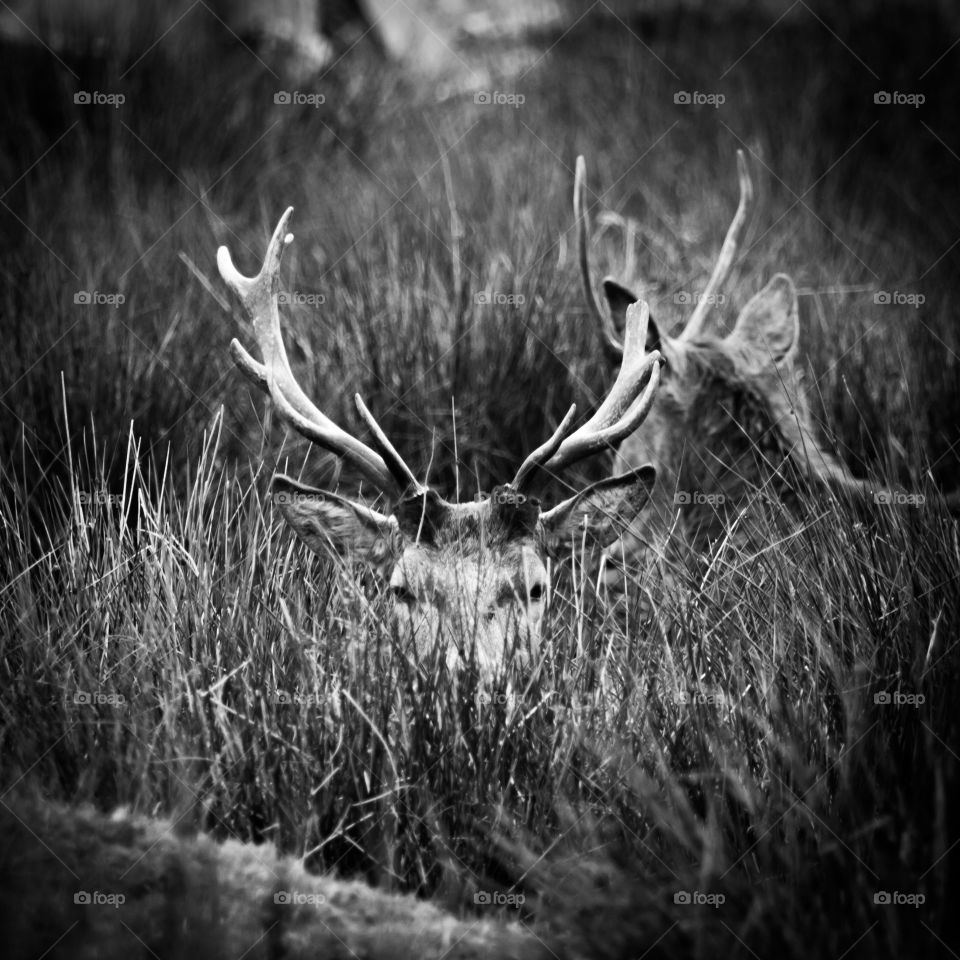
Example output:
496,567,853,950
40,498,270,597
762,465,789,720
681,149,754,341
575,155,623,362
217,209,423,497
512,299,662,491
578,149,754,351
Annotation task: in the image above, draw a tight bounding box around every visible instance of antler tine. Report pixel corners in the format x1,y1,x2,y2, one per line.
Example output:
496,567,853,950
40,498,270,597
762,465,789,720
229,338,269,391
354,394,426,495
515,301,662,490
576,156,624,361
682,149,754,341
218,210,404,496
510,403,578,490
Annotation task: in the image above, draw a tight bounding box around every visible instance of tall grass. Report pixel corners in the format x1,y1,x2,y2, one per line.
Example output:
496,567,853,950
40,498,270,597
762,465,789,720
2,3,959,957
3,406,958,956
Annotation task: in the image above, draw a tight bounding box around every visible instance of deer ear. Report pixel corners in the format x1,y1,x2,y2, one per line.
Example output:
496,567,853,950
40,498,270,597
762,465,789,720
272,475,400,566
602,277,661,351
728,273,798,362
539,466,656,559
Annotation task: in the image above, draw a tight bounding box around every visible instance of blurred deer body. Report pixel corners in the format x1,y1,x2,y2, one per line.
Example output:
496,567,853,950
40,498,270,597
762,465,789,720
575,153,867,566
218,210,661,673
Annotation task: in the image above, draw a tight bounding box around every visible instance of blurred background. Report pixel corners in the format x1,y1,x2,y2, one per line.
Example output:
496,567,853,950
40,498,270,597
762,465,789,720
1,0,958,499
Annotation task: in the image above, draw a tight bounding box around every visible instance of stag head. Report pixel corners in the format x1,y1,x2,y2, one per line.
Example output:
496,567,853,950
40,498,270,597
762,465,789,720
218,209,661,672
576,152,865,561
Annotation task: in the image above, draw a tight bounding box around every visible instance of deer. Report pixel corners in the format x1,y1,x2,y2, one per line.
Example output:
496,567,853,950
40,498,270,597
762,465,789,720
574,150,880,571
216,209,662,674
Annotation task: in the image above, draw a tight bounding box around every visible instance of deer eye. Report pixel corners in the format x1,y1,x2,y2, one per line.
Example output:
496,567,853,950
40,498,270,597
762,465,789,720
390,584,416,606
528,583,545,602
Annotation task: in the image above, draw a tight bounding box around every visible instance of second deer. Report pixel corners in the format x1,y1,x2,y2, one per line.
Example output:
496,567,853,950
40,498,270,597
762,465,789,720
575,151,873,568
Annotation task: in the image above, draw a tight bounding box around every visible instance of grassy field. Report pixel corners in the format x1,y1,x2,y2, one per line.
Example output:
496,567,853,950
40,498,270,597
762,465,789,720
2,3,959,957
